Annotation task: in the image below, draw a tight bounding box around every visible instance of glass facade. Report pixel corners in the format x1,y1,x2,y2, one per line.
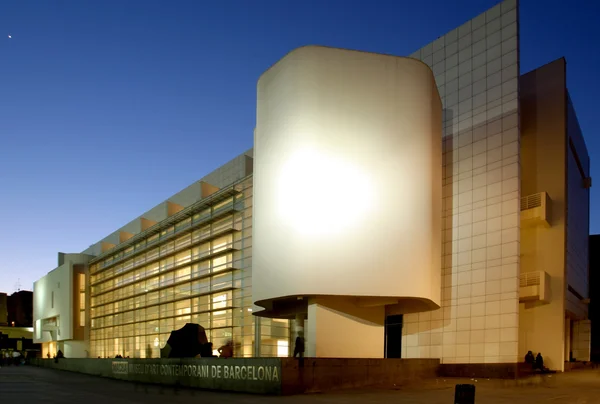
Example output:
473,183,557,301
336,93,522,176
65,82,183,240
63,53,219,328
88,176,289,358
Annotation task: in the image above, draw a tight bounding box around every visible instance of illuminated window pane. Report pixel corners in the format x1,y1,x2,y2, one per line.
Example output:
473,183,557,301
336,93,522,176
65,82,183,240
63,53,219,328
174,266,191,283
175,251,191,266
146,306,159,320
159,257,174,272
175,283,191,298
175,300,191,316
212,254,232,273
175,315,190,330
211,291,232,310
191,312,210,328
147,291,159,306
159,288,174,303
147,248,159,262
277,340,289,357
191,279,209,295
192,296,209,313
212,309,232,328
159,272,174,287
191,262,210,279
212,235,232,253
211,273,232,291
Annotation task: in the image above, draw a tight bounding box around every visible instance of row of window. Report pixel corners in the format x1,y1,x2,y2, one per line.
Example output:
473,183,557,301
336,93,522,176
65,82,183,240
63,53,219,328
90,271,242,317
89,327,238,358
91,244,237,297
91,196,240,273
90,291,241,326
90,220,241,287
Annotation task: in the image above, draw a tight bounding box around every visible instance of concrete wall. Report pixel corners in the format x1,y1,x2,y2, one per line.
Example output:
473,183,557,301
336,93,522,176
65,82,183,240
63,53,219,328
404,0,521,365
32,357,282,394
31,357,439,395
280,358,440,394
253,46,442,312
306,297,385,358
518,58,566,371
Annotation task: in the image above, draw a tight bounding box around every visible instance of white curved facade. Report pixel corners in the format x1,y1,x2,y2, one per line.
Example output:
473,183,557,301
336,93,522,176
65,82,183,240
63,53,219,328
253,46,442,317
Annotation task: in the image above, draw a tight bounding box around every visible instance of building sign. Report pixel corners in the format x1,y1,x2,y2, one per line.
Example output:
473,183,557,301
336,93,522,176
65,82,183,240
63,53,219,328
113,361,280,382
108,358,281,394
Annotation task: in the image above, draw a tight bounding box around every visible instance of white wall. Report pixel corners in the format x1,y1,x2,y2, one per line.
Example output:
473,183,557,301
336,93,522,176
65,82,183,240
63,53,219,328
33,262,73,343
403,0,521,365
253,46,442,310
306,298,385,358
33,253,89,346
64,340,89,358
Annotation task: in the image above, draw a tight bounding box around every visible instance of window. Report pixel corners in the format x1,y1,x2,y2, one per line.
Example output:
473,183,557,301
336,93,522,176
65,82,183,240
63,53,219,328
212,235,232,253
79,273,85,292
212,216,233,233
174,266,191,283
212,254,232,273
175,218,191,232
175,234,191,249
51,291,54,308
175,300,191,316
211,292,230,310
175,250,191,266
211,273,232,291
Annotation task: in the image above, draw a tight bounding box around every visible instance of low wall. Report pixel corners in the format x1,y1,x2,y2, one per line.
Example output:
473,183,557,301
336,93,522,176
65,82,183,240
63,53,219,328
438,363,520,379
281,358,440,394
31,357,440,395
32,358,281,394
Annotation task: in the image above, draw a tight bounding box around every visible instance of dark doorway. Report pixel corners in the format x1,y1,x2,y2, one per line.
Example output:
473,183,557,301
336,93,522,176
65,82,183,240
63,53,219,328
385,314,403,358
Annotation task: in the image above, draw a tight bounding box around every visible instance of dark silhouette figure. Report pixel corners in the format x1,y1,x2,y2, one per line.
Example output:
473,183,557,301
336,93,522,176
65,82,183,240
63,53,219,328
525,351,535,366
218,340,234,358
294,333,305,367
294,334,305,358
535,353,545,371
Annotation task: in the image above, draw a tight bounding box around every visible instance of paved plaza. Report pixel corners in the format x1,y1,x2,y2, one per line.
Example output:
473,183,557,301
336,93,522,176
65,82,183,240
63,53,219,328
0,365,599,403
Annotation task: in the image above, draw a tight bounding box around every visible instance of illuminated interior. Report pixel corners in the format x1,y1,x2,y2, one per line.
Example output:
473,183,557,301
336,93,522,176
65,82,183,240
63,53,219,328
88,178,290,358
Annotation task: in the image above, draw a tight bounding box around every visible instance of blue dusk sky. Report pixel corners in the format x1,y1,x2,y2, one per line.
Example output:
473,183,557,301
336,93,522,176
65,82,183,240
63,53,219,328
0,0,599,292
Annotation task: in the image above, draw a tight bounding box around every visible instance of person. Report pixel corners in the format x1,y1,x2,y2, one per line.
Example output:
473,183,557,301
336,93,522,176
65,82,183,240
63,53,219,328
146,344,153,359
218,340,233,358
535,352,545,371
525,351,535,366
46,352,51,359
293,333,305,359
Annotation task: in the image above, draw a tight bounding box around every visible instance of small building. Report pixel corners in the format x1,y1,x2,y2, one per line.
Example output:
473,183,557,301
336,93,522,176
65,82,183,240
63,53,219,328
33,253,91,358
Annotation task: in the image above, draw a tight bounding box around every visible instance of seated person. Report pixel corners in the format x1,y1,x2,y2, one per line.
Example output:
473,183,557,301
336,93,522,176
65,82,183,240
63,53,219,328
525,351,535,366
534,353,547,371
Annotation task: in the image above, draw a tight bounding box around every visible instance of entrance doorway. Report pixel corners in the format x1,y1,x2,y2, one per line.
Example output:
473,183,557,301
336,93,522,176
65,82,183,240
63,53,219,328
385,315,403,358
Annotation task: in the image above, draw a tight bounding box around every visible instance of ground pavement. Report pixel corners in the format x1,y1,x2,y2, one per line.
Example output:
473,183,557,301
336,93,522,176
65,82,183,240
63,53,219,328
0,364,599,403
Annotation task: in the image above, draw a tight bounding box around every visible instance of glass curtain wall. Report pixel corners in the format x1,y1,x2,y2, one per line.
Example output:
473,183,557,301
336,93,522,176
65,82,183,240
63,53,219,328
88,177,289,358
